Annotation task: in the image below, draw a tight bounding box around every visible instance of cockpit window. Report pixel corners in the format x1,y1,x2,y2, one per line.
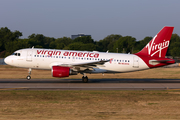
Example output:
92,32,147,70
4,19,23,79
12,53,21,56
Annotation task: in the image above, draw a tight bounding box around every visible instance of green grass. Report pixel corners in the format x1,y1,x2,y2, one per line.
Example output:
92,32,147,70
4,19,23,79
0,90,180,120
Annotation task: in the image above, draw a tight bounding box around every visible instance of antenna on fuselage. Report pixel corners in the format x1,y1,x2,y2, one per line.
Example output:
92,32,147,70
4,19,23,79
32,46,34,49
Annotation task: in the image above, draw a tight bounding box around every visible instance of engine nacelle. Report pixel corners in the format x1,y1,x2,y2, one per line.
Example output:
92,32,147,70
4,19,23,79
51,66,77,78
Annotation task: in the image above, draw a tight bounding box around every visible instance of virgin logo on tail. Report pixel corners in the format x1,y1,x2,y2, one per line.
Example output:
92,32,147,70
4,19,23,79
135,26,174,58
146,35,169,57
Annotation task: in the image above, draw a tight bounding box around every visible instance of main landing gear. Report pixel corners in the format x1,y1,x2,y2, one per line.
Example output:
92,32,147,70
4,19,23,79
26,68,31,80
82,73,88,83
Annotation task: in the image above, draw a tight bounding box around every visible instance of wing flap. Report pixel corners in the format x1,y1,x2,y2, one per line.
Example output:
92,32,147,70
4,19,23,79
51,60,109,72
72,60,109,67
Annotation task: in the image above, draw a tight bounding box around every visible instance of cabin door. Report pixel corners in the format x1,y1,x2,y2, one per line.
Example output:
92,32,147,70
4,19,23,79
26,50,33,62
133,56,139,68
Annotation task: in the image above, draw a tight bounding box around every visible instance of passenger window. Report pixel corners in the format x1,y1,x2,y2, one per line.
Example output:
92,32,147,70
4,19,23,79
34,55,36,57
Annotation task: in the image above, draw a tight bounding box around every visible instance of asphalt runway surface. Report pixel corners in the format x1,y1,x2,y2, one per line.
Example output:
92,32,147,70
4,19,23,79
1,78,180,90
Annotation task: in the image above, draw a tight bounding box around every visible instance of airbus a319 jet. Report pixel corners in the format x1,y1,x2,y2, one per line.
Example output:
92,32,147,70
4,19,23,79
4,26,175,82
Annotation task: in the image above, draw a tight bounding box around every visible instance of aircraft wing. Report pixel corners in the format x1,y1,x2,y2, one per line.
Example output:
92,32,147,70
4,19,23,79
72,60,109,67
58,60,109,71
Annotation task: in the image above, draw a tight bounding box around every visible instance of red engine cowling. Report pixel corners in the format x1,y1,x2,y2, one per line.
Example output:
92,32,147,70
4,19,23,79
52,66,70,78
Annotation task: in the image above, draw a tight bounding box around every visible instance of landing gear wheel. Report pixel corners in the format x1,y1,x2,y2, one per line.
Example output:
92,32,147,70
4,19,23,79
26,75,31,80
82,76,88,83
26,68,32,80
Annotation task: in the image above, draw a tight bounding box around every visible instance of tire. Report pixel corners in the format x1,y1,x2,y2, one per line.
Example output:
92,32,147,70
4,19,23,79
26,75,31,80
82,76,88,83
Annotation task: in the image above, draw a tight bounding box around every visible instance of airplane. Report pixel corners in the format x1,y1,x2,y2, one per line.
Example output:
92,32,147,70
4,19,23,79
4,26,175,83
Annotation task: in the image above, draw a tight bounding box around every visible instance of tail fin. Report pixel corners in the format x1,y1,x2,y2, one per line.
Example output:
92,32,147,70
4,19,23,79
135,26,174,58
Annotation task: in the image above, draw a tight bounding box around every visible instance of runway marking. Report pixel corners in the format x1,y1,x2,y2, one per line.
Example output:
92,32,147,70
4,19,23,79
0,87,29,90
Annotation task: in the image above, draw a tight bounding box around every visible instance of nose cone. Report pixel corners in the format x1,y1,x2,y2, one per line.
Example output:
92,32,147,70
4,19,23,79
4,56,11,65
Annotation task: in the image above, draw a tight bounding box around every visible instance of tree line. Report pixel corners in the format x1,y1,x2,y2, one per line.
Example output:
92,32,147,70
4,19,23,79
0,27,180,58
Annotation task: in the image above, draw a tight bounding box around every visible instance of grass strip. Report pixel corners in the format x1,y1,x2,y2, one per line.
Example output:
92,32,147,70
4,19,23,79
0,90,180,120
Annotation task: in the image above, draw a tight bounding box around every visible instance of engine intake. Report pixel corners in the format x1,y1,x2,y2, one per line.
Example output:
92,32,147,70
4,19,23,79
52,66,77,78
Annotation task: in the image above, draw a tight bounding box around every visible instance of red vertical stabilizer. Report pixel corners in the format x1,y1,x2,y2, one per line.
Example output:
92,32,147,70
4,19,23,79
135,26,174,58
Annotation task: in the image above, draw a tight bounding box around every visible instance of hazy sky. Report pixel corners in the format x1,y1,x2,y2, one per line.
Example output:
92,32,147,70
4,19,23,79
0,0,179,41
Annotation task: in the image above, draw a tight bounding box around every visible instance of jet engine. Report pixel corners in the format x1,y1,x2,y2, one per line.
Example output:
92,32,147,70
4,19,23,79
52,66,77,78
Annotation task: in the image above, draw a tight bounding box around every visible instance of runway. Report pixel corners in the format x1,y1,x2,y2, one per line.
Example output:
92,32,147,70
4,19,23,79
1,78,180,90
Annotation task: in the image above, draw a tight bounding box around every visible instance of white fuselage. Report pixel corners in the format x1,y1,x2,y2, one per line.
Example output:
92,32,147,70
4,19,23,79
5,48,149,73
3,26,175,82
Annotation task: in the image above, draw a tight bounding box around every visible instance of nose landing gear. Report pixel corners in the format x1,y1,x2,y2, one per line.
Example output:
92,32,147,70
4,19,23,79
26,75,31,80
26,68,31,80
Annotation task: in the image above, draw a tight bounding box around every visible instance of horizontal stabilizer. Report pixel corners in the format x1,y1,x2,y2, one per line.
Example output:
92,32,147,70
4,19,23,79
149,59,175,65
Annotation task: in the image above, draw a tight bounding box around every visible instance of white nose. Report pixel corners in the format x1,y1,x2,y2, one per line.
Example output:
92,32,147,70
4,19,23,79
4,56,11,65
